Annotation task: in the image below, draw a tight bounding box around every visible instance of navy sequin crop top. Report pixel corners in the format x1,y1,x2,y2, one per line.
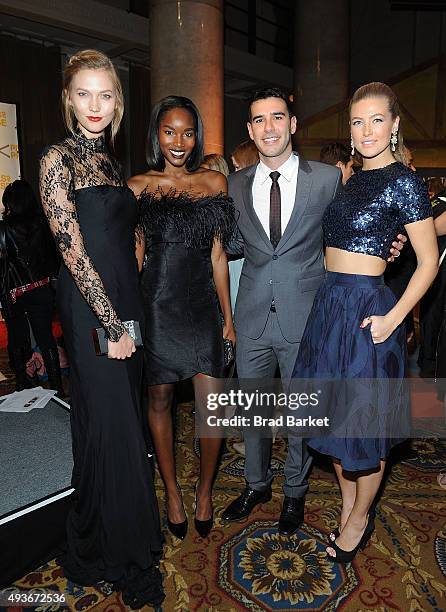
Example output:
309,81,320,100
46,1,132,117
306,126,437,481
323,162,432,260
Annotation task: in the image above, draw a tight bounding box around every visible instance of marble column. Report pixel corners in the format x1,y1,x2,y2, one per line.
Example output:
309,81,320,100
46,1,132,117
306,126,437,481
294,0,350,121
149,0,224,154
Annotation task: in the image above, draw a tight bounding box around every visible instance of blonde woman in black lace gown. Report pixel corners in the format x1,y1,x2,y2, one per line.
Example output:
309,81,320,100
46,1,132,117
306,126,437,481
39,50,163,608
128,96,235,541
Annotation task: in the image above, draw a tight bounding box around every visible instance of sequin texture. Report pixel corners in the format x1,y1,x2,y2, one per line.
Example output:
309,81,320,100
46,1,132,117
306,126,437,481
323,162,432,260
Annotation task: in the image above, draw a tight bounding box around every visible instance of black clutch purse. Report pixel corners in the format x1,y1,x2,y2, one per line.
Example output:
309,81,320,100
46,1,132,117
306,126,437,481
224,337,235,367
221,314,235,366
92,320,143,356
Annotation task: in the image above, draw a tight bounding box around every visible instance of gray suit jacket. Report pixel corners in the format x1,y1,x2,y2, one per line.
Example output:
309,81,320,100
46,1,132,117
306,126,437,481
227,154,341,342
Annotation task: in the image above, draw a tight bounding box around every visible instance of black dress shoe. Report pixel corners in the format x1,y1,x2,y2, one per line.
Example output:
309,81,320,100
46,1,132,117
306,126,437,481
221,486,272,522
278,496,305,535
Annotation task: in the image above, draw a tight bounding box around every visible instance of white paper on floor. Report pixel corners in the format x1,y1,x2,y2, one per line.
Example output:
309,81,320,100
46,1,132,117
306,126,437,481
0,387,57,412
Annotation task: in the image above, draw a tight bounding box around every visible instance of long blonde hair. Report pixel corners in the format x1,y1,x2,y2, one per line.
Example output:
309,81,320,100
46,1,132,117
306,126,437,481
62,49,124,142
349,82,407,165
202,154,230,177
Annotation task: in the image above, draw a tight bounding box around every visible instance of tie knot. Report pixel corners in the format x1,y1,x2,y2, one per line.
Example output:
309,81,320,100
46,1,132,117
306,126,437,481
270,171,280,183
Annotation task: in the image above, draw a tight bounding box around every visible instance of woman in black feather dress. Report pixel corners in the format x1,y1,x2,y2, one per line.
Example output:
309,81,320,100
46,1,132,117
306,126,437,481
128,96,235,541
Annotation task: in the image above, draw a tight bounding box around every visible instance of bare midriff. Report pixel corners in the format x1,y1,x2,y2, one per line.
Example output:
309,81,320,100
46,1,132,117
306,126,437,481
325,247,387,276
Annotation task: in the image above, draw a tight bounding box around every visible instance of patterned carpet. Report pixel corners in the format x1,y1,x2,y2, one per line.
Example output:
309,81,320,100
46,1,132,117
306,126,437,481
2,361,446,611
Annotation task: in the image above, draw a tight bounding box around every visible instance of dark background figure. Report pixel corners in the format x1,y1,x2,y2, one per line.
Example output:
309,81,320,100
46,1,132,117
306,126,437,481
319,142,355,185
0,179,62,394
418,186,446,378
227,139,260,315
230,139,259,173
427,177,445,200
383,148,418,345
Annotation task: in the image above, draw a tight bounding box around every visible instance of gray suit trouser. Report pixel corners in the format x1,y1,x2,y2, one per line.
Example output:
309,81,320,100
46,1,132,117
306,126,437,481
236,311,313,499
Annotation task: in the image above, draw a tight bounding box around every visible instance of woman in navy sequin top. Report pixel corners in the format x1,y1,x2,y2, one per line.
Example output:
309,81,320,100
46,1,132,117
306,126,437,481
292,82,438,564
323,161,432,259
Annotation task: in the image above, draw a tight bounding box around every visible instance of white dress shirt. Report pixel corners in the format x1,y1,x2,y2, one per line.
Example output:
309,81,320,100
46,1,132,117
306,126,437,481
252,152,299,240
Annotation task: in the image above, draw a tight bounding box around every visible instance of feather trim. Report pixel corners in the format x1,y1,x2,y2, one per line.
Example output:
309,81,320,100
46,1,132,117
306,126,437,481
138,189,236,248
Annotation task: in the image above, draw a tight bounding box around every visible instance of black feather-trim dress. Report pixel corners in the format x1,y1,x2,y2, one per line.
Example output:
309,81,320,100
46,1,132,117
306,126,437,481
139,190,235,384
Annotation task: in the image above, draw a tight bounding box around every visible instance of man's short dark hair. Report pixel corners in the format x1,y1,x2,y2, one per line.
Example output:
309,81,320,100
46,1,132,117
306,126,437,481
247,87,294,121
320,142,351,166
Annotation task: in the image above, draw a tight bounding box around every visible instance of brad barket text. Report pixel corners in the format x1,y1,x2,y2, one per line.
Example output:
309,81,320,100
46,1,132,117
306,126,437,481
206,390,320,411
206,415,330,428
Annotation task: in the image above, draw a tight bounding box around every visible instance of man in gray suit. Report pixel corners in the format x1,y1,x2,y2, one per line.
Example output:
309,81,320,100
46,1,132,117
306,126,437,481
222,87,404,534
221,87,341,534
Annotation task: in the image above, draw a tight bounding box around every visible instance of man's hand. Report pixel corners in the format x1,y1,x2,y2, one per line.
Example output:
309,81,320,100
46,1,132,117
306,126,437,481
387,233,407,262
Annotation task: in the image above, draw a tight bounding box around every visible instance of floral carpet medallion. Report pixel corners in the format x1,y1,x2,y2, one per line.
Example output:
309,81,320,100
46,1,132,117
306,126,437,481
216,521,359,611
220,452,285,479
222,438,287,479
194,436,286,479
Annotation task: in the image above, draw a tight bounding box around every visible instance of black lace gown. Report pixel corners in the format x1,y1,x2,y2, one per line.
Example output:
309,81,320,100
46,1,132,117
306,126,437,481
39,130,164,607
138,190,235,384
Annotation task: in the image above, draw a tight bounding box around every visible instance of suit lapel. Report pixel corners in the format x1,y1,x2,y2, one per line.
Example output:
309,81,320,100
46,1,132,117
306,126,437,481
277,155,312,250
241,164,273,251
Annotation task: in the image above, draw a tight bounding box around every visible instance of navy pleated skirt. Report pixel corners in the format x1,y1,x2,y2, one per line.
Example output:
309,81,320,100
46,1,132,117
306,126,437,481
292,271,409,472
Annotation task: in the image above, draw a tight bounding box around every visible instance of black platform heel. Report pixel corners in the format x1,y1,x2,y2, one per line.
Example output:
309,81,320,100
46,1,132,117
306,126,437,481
328,527,340,542
193,480,213,538
326,513,375,564
328,504,377,542
166,485,188,540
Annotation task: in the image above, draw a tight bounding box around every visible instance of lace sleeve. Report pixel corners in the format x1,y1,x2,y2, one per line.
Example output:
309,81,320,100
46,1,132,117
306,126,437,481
39,146,125,342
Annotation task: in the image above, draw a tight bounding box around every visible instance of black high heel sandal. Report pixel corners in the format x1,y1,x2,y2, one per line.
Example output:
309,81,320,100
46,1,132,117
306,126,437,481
328,527,340,542
193,480,214,538
328,504,377,542
326,513,375,564
166,485,188,540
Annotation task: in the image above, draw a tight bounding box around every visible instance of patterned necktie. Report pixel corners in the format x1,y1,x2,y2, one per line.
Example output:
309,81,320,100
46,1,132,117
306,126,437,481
269,171,281,249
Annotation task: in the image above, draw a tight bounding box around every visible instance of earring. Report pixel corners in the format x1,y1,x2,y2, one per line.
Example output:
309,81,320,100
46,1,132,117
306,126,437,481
391,131,398,152
351,137,355,156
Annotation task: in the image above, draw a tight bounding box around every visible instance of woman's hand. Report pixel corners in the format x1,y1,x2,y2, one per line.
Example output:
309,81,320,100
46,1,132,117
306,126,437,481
108,331,136,359
360,314,398,344
223,321,236,346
